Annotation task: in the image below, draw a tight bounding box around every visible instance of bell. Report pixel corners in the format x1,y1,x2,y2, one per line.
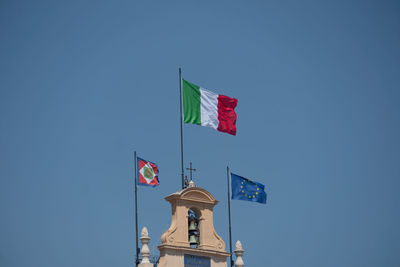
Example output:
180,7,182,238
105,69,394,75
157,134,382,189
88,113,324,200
189,234,198,244
188,220,197,231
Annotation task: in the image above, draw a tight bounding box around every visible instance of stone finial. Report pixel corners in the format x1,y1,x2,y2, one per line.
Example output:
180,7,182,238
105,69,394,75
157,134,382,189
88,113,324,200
235,240,243,250
139,227,152,267
234,240,245,267
141,227,149,237
188,180,195,188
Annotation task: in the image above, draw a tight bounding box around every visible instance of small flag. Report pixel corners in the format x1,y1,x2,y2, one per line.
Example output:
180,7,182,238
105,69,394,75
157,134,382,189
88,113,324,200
182,79,238,136
137,157,159,187
231,173,267,204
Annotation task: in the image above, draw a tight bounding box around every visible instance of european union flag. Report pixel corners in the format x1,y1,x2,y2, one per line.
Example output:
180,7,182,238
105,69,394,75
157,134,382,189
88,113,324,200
231,173,267,204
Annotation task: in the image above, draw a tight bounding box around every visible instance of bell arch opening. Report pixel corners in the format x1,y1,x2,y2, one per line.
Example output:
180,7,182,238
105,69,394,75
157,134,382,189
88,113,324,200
188,208,200,248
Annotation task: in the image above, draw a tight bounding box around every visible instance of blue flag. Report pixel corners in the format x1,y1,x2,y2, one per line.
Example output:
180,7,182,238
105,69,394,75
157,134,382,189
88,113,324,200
231,173,267,204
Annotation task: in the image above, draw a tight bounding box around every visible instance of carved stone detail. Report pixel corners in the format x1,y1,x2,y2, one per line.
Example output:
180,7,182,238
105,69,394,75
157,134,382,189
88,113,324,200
138,227,152,267
234,240,245,267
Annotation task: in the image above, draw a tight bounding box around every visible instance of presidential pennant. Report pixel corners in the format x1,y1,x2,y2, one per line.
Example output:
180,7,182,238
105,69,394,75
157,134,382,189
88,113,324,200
137,157,159,187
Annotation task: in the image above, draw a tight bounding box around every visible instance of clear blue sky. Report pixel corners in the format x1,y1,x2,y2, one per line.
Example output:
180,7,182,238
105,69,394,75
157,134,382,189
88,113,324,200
1,1,399,266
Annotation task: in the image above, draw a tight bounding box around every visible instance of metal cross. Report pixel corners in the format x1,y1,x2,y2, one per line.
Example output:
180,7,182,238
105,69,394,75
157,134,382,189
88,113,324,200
186,162,196,181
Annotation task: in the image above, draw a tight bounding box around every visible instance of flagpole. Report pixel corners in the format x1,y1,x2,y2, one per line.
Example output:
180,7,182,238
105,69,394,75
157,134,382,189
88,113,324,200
179,67,185,189
227,166,233,267
134,151,139,267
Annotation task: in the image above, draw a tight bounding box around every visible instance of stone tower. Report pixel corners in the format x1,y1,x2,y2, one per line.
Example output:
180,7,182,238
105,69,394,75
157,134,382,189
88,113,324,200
158,182,229,267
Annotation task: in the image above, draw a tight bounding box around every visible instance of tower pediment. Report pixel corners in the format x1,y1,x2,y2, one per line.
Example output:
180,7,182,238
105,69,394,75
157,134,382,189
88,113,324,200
165,187,218,206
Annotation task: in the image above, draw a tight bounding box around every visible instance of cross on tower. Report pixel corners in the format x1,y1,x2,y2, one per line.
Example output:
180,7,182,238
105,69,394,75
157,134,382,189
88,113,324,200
186,162,196,181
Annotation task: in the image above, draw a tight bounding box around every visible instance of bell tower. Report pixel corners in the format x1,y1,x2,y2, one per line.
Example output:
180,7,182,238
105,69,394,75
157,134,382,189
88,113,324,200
158,181,229,267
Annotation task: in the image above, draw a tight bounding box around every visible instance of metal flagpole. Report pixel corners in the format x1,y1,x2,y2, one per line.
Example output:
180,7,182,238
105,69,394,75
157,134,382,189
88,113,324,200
134,151,139,267
227,166,234,267
179,67,185,189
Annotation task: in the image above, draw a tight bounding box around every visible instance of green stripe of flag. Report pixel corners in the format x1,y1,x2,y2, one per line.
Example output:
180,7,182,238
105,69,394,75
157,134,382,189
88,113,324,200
182,79,201,125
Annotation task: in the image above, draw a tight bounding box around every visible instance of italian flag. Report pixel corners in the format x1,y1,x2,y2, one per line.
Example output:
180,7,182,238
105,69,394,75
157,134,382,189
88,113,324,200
182,79,238,136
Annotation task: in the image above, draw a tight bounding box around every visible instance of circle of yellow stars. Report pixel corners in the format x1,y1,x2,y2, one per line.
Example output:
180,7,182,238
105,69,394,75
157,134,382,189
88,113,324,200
240,179,260,199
